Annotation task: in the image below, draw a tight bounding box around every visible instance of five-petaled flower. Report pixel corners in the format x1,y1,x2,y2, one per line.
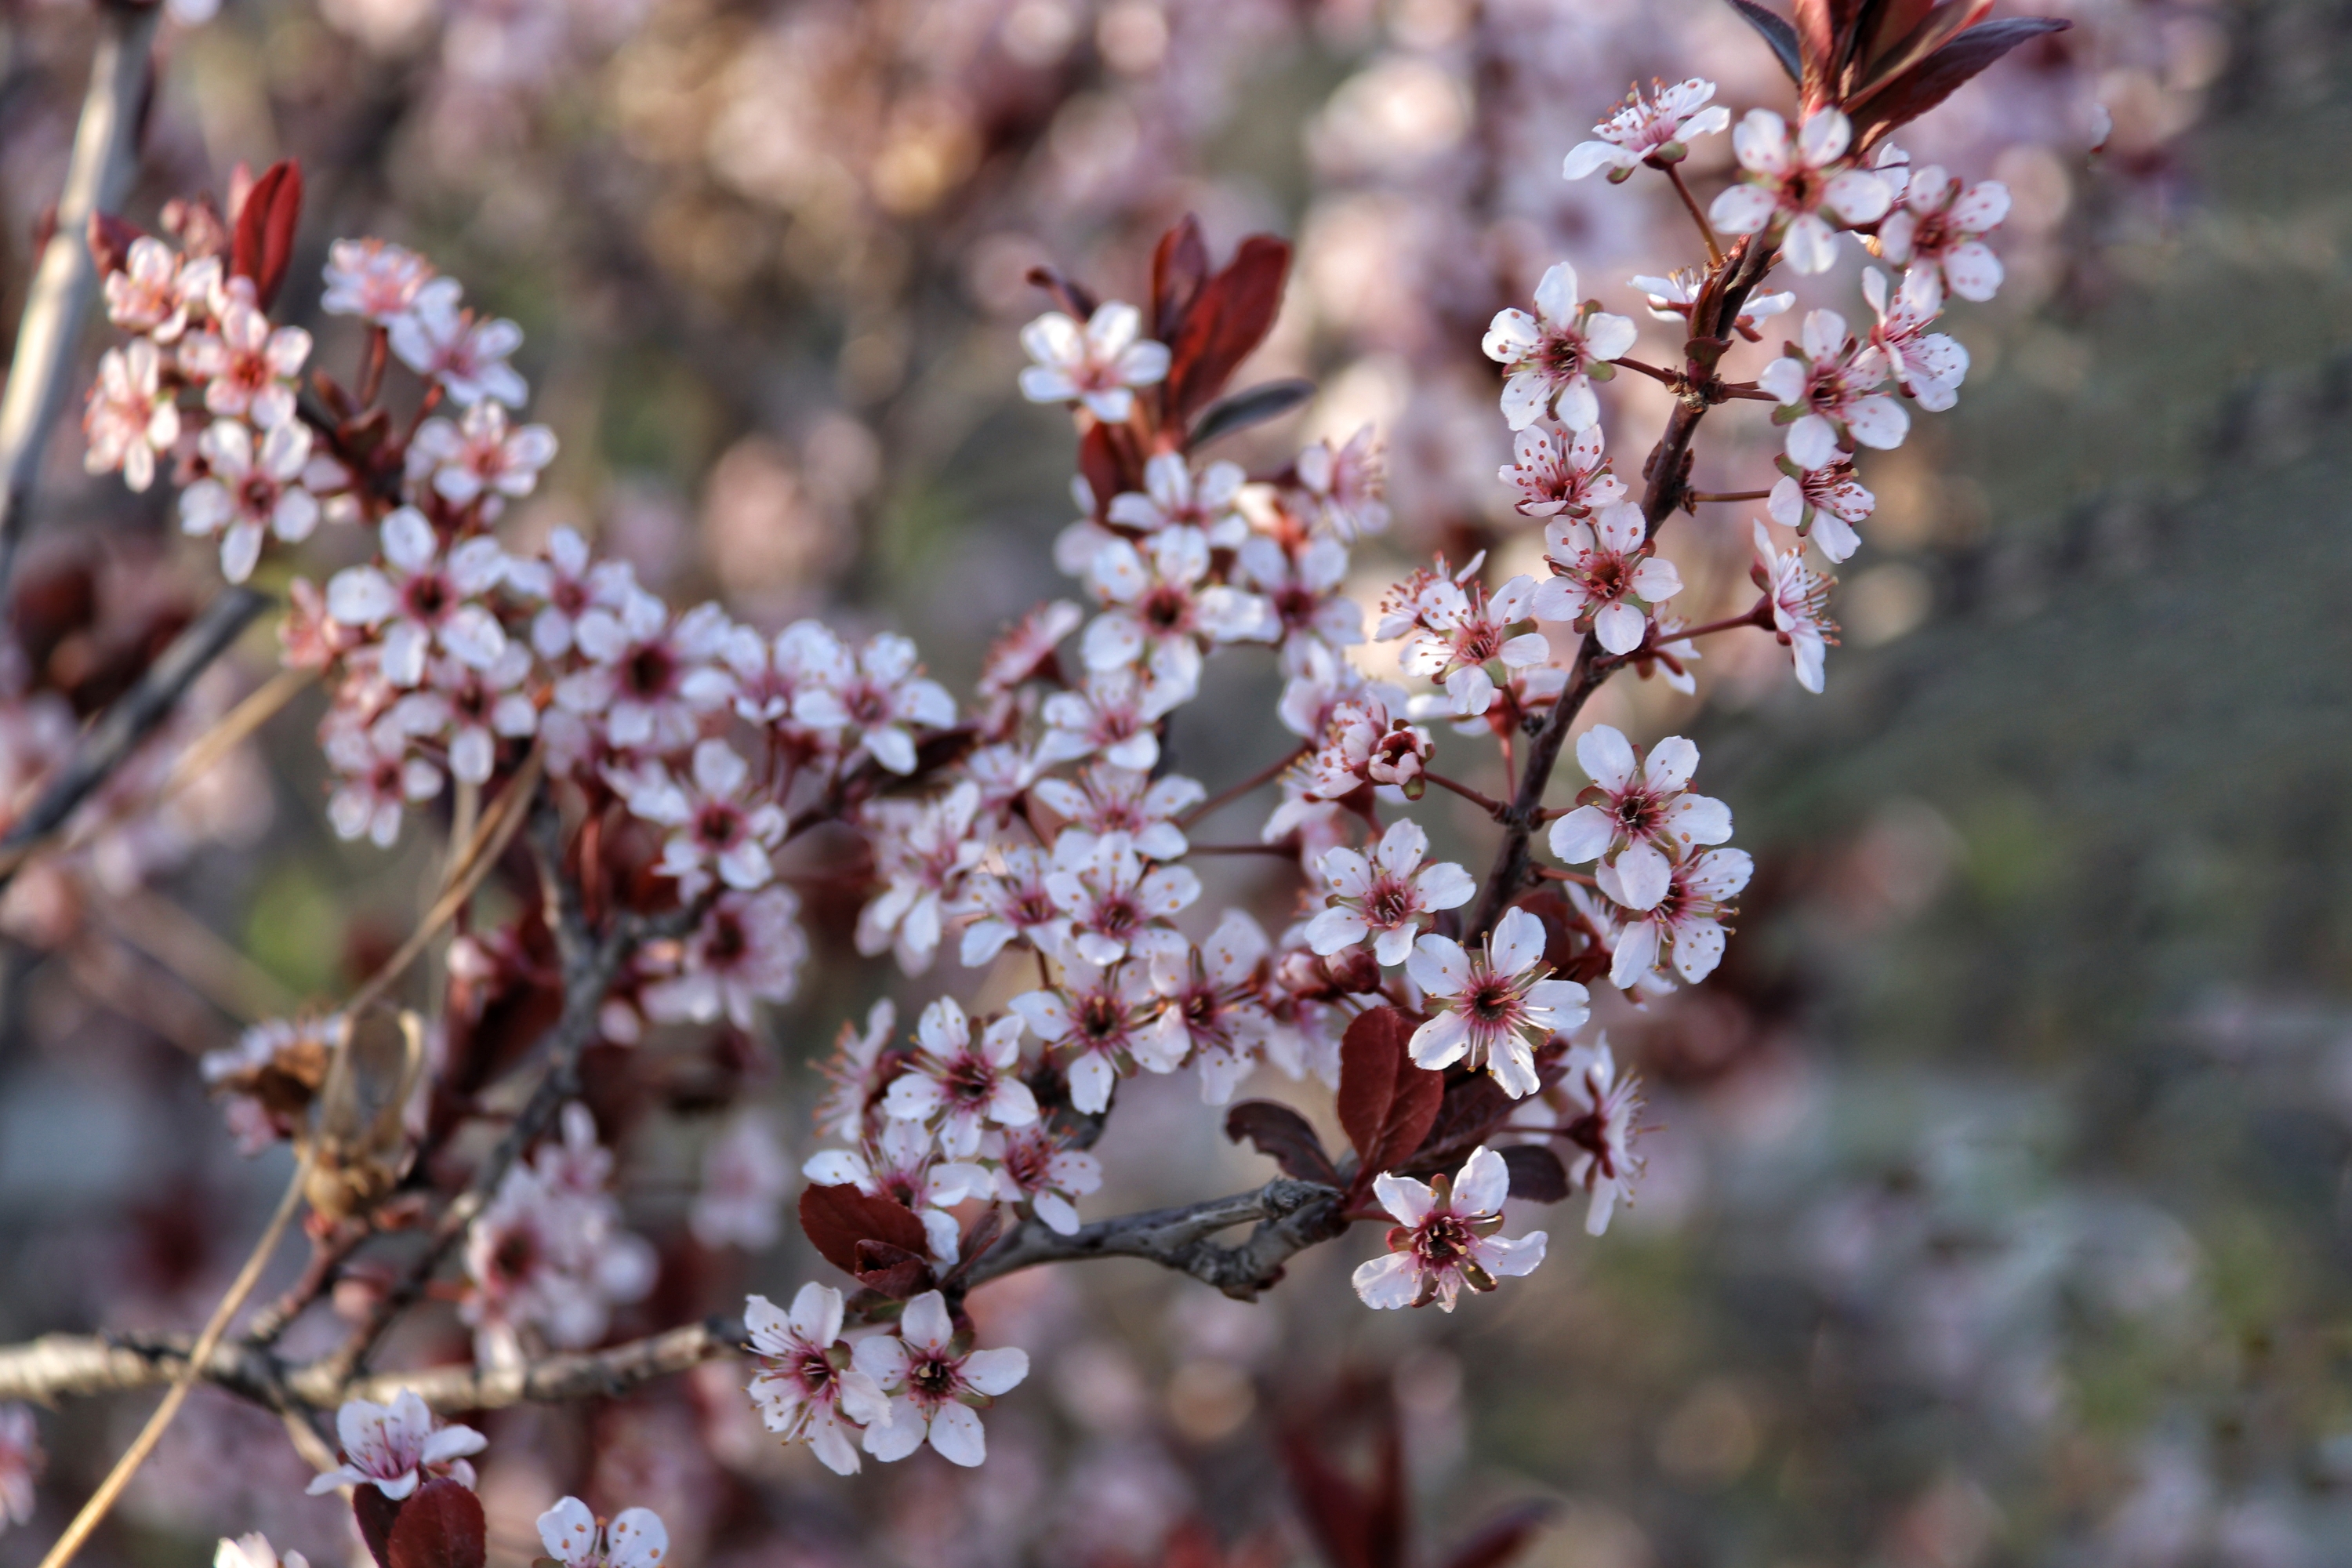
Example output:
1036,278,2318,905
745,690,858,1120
746,1283,893,1476
1406,907,1591,1098
408,400,558,517
1018,301,1171,423
82,339,181,494
306,1390,487,1498
1481,263,1638,432
851,1290,1029,1467
1757,310,1908,471
1708,108,1893,274
1561,77,1731,180
1306,818,1475,967
1148,909,1276,1103
1381,563,1551,717
1768,457,1876,563
180,296,311,430
1879,165,2009,311
181,418,323,584
537,1497,670,1568
325,506,509,685
1751,520,1839,693
1009,953,1169,1114
1500,422,1627,518
1534,500,1683,655
1548,724,1732,912
1556,1039,1646,1236
610,738,785,895
1602,846,1755,989
1352,1145,1548,1312
884,996,1040,1159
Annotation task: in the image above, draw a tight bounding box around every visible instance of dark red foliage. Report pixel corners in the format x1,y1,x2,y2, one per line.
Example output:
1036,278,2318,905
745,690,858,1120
1727,0,2071,145
1334,1007,1443,1203
383,1480,487,1568
230,160,303,310
1162,234,1290,424
1224,1100,1341,1187
799,1183,931,1280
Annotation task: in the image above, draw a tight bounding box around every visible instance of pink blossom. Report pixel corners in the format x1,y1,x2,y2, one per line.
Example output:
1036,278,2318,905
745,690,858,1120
392,647,537,785
690,1112,792,1250
1499,423,1626,518
1862,268,1969,413
1379,562,1550,717
801,1119,985,1263
1708,108,1893,274
1768,458,1875,563
828,633,956,776
1037,664,1185,771
1045,832,1200,966
1480,262,1637,431
325,717,441,847
1031,762,1200,862
1555,1040,1645,1236
103,238,210,343
979,1123,1102,1236
977,599,1082,697
1602,846,1754,989
814,1000,898,1143
1351,1146,1548,1312
1548,724,1732,911
953,842,1072,967
321,238,437,325
1561,77,1730,180
306,1391,486,1498
1108,452,1248,543
1294,426,1391,540
745,1283,893,1476
1756,310,1907,470
851,1290,1029,1467
82,339,181,492
504,527,634,659
216,1534,307,1568
325,507,510,685
1148,909,1276,1103
1018,301,1170,423
1630,269,1794,339
1751,520,1839,693
1082,524,1277,691
1306,818,1475,967
388,276,528,406
180,419,321,583
1879,165,2009,310
1534,500,1683,655
0,1403,40,1532
611,739,785,895
1406,907,1591,1098
460,1118,654,1359
642,887,808,1028
856,782,985,975
1235,530,1361,668
407,401,558,516
883,996,1040,1158
1292,695,1430,806
556,591,732,753
536,1497,670,1568
1008,955,1168,1114
179,296,310,429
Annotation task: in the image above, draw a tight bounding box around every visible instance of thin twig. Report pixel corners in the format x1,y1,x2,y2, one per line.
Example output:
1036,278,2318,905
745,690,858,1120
0,1,161,593
1664,163,1724,266
1177,743,1308,829
164,666,314,801
0,589,271,889
1423,770,1507,817
1685,489,1771,504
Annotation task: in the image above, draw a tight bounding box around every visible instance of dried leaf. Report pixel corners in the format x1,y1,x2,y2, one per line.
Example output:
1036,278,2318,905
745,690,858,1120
1224,1100,1341,1186
1336,1007,1445,1192
1722,0,1802,82
385,1479,486,1568
799,1183,931,1277
1497,1145,1570,1204
1188,378,1316,450
1164,235,1291,423
1151,215,1210,343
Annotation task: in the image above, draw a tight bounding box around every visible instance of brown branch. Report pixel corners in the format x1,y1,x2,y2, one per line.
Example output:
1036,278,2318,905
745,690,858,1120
1178,742,1308,829
0,2,161,593
961,1177,1348,1301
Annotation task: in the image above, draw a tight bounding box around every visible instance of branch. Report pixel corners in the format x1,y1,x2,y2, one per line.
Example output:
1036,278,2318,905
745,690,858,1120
0,2,161,593
961,1177,1348,1301
0,588,270,888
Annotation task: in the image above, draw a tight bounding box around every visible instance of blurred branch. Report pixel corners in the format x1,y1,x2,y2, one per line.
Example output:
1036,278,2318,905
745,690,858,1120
0,587,270,889
962,1176,1349,1301
0,1,161,593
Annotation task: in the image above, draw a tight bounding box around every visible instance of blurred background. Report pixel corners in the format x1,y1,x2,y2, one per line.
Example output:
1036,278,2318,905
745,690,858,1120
2,0,2344,1564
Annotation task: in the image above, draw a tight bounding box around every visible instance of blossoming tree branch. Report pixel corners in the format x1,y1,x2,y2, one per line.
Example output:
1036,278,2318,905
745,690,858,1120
0,0,2068,1561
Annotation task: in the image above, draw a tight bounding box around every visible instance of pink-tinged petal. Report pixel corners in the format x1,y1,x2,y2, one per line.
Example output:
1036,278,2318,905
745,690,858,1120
1767,475,1806,528
1791,629,1827,692
1608,841,1672,911
1609,919,1661,991
1730,109,1788,173
1796,107,1851,165
1413,860,1475,910
1584,311,1638,363
1445,666,1497,716
1824,170,1890,224
802,1149,869,1187
1642,735,1699,793
537,1498,598,1566
1118,340,1171,386
1757,356,1808,406
1020,311,1081,366
1453,1145,1512,1215
1531,262,1581,324
1781,214,1838,275
1481,308,1539,362
1671,920,1728,983
988,1078,1040,1127
1372,925,1417,967
606,1512,668,1568
1490,907,1547,975
1531,576,1583,622
1372,1171,1436,1226
380,508,437,573
789,1281,845,1347
1845,396,1910,451
883,1075,946,1122
1549,804,1614,864
1576,724,1638,792
1662,792,1733,846
1406,934,1471,996
1787,415,1842,471
1561,140,1633,180
1944,242,2004,303
1497,371,1550,431
1374,818,1429,877
1499,630,1552,668
220,524,264,584
1812,513,1861,561
960,1346,1029,1396
1475,1229,1548,1277
1951,181,2010,230
1592,601,1646,655
1305,905,1372,956
1526,978,1590,1029
1689,847,1756,900
861,1399,926,1462
1351,1251,1421,1310
1628,557,1682,603
1034,1191,1081,1234
898,1291,954,1353
1552,377,1600,433
1066,1051,1116,1114
1708,183,1780,236
1408,1007,1472,1070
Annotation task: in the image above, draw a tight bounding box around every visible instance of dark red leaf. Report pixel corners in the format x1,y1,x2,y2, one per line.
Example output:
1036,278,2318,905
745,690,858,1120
1851,17,2071,143
1164,234,1290,423
1336,1007,1445,1190
1497,1145,1570,1204
1224,1100,1340,1186
853,1239,935,1299
799,1183,930,1277
1722,0,1802,82
1076,423,1128,517
1791,0,1836,89
1410,1074,1515,1171
230,160,303,310
1853,0,1993,103
353,1485,402,1568
1438,1501,1555,1568
1150,215,1210,344
385,1479,485,1568
1279,1427,1381,1568
1024,263,1098,321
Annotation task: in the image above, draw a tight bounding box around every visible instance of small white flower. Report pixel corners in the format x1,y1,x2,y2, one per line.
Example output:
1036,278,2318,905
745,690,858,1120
1533,501,1682,655
1708,108,1893,274
1406,907,1590,1098
1018,301,1171,423
305,1390,486,1499
1007,956,1167,1115
180,419,321,584
1294,426,1391,540
981,1124,1102,1236
746,1284,893,1476
608,738,785,896
1305,818,1475,967
388,276,527,407
1108,452,1248,543
179,296,310,430
1767,458,1875,563
325,507,508,686
1561,77,1730,180
1751,520,1839,693
1756,310,1907,471
1879,165,2009,310
1555,1040,1645,1236
82,339,181,493
883,996,1040,1159
1045,832,1200,967
1480,263,1637,431
321,238,436,325
536,1497,668,1568
853,1291,1029,1468
1037,664,1188,772
1548,724,1732,912
1350,1146,1547,1312
1603,847,1754,989
690,1112,793,1251
407,401,557,517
